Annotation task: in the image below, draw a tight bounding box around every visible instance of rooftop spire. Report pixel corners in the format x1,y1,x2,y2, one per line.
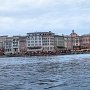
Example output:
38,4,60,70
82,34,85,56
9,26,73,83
72,30,74,34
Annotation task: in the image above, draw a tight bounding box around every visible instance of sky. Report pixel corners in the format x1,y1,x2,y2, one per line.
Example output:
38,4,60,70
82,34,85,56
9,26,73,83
0,0,90,36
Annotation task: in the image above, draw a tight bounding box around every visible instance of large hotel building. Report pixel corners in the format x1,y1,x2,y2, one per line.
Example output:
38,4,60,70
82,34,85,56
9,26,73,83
27,31,55,52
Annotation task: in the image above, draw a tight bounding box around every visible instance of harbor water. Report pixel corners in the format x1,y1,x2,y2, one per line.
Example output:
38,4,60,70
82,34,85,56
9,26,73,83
0,54,90,90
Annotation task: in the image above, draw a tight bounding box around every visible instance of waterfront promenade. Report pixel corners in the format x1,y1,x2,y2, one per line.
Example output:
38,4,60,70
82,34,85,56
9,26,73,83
1,50,90,57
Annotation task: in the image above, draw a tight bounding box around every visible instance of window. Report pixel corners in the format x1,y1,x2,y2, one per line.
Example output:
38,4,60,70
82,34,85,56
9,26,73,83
39,41,41,43
76,40,78,43
28,41,30,43
13,45,18,47
31,41,34,43
27,36,30,39
39,38,41,40
28,44,30,46
31,36,34,40
13,39,15,41
35,37,37,40
35,41,37,43
9,49,11,51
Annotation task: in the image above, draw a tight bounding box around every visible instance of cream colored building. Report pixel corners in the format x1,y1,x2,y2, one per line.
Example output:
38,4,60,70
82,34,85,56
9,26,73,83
26,31,55,52
42,32,55,51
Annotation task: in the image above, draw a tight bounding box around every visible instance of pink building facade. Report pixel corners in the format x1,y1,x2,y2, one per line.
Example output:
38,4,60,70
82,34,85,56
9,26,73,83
64,30,81,50
80,34,90,50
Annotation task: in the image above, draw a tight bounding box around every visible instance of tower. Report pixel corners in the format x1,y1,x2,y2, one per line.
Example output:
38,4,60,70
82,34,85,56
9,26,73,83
72,30,74,34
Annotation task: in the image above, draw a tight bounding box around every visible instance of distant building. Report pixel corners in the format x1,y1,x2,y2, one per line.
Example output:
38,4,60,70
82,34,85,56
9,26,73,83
70,30,80,50
80,34,90,50
26,31,55,52
64,35,72,50
12,36,20,54
0,36,8,55
42,31,55,52
19,36,27,54
64,30,80,51
1,30,90,55
4,37,13,54
54,35,65,51
4,36,27,54
27,32,43,52
0,42,3,49
0,36,8,48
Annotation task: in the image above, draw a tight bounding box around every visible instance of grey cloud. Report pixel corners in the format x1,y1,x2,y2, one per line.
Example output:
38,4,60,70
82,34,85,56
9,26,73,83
0,0,90,35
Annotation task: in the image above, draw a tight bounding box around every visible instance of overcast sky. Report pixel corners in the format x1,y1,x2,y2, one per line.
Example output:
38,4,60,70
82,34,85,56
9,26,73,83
0,0,90,36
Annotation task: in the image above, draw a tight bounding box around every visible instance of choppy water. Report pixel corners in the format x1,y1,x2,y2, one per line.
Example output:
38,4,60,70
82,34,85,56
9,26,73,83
0,54,90,90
